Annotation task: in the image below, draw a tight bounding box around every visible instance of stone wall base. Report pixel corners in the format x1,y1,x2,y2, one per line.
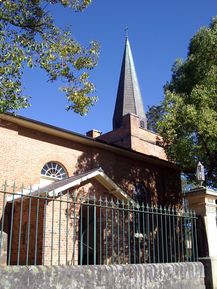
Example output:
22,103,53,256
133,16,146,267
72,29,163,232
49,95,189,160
0,262,205,289
0,232,7,265
199,257,217,289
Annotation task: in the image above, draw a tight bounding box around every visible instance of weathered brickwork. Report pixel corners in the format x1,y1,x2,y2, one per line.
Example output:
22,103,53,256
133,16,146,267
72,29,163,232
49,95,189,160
10,198,45,265
0,119,81,187
0,117,181,205
98,113,167,161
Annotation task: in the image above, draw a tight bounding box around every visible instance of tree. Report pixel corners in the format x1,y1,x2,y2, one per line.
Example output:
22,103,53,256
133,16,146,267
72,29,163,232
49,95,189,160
154,17,217,187
0,0,99,115
146,105,164,133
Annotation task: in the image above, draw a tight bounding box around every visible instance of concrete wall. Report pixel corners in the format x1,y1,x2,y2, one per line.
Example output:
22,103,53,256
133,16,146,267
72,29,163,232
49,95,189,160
0,262,205,289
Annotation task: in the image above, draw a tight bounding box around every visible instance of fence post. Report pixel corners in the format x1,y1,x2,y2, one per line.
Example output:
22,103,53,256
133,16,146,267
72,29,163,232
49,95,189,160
0,186,7,265
185,187,217,289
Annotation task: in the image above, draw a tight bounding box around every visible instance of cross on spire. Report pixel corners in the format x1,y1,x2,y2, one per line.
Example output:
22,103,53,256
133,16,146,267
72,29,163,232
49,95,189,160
124,26,128,38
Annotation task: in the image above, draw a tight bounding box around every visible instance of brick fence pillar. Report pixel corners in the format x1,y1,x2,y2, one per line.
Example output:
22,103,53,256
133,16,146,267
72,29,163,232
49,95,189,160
185,187,217,289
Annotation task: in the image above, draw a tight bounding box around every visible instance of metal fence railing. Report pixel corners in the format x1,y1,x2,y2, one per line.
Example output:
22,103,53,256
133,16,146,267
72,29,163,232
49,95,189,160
0,182,198,266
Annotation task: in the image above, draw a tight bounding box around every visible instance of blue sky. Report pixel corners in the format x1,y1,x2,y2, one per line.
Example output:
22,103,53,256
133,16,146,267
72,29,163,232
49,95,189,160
20,0,217,135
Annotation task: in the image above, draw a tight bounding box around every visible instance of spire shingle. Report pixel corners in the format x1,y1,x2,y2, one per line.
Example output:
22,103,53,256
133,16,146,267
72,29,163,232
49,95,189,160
113,38,147,129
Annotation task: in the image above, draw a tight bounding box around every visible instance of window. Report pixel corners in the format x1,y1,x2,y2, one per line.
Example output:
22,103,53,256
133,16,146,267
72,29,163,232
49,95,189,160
139,117,147,129
133,182,151,204
41,162,68,180
140,120,145,129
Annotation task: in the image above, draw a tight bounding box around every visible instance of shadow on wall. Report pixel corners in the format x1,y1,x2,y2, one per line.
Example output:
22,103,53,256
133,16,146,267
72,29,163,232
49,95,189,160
74,149,181,206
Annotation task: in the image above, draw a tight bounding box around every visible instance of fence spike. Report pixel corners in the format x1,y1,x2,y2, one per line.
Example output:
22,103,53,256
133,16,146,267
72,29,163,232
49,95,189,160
12,181,16,193
73,190,77,202
3,180,7,192
79,194,83,203
105,196,108,207
21,184,24,195
86,192,90,202
127,200,130,208
111,197,114,207
122,199,125,208
29,184,32,196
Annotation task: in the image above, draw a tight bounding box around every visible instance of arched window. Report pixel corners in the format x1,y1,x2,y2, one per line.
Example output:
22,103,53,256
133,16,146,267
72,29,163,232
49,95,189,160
41,162,68,180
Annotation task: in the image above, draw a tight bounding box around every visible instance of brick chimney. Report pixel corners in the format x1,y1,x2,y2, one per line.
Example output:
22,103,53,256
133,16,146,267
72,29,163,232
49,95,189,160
86,129,102,138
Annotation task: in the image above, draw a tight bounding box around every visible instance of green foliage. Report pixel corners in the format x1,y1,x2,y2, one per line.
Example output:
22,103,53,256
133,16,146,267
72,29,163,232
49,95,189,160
0,0,99,115
157,17,217,187
147,105,164,133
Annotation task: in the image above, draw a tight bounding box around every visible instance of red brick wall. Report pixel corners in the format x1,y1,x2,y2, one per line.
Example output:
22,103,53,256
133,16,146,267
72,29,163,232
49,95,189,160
10,197,45,265
43,180,126,265
0,118,181,205
0,116,182,266
8,181,133,266
43,191,77,265
98,114,167,160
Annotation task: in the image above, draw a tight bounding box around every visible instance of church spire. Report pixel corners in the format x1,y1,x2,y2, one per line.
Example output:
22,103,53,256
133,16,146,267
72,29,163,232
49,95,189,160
113,37,147,130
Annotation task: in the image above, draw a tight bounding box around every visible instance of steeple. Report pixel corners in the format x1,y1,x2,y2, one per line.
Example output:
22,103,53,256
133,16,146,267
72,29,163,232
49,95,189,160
113,37,147,130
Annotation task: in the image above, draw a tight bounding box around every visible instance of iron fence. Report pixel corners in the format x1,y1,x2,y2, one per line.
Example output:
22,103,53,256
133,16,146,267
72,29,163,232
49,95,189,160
0,182,198,266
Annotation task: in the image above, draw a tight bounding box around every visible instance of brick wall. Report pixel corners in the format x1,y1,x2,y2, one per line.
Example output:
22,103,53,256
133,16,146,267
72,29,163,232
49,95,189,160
10,198,45,265
98,113,167,160
41,181,132,266
0,117,182,265
0,118,181,205
0,120,82,187
7,180,135,266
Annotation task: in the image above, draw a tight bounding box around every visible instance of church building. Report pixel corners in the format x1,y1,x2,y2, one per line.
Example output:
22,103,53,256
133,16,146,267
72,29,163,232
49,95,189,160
0,37,181,265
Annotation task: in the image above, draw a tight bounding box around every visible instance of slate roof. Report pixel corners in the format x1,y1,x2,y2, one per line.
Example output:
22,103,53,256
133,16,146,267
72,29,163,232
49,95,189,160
113,37,147,129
